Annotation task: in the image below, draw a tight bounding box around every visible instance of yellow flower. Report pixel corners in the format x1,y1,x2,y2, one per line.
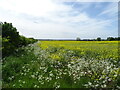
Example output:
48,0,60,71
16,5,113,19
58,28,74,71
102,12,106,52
50,54,61,60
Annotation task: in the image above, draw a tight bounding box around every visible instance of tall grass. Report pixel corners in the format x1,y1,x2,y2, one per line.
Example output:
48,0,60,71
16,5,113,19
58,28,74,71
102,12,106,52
2,41,120,88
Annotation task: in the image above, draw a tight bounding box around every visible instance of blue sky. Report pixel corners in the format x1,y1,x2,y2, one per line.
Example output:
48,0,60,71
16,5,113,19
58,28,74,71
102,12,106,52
0,0,118,39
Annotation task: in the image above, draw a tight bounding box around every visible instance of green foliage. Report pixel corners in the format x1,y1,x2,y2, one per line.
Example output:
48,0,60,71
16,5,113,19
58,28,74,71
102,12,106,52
0,36,2,54
76,37,81,41
19,36,37,47
96,37,101,41
2,22,21,47
107,37,115,41
2,46,37,83
2,42,120,88
2,37,15,56
2,22,37,57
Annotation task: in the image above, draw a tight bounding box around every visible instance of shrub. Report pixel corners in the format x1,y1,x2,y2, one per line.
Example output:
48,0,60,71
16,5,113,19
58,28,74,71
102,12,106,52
1,22,37,57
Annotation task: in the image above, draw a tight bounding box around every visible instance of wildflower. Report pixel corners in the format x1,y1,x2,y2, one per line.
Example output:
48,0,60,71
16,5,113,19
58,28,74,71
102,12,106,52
8,77,12,81
56,85,60,89
88,82,92,85
41,82,44,85
49,73,53,77
11,76,14,79
13,84,15,87
23,81,25,84
108,78,111,81
103,84,107,88
20,84,22,87
21,73,24,75
37,86,40,88
24,73,26,76
31,75,35,78
34,85,37,88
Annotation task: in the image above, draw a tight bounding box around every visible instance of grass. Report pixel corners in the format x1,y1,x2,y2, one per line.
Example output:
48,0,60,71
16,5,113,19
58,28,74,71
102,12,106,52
2,41,120,88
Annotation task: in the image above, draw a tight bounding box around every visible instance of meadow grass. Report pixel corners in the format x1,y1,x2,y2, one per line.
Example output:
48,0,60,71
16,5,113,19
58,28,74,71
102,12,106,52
2,41,120,88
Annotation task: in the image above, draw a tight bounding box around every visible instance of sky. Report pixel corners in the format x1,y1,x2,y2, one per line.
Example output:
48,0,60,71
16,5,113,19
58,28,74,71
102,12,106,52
0,0,118,39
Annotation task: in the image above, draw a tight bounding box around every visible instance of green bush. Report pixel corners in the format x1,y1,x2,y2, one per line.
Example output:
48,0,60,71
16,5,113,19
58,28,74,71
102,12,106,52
1,22,37,57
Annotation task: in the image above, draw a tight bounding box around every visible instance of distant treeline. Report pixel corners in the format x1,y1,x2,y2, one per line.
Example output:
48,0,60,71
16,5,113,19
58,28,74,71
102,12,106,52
0,22,38,57
37,37,120,41
76,37,120,41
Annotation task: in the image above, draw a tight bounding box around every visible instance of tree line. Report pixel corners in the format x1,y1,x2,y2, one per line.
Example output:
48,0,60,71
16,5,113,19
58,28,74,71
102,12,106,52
0,22,37,57
76,37,120,41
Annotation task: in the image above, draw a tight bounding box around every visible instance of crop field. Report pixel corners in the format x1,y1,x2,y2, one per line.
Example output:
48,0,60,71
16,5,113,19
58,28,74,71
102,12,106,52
2,41,120,88
39,41,119,60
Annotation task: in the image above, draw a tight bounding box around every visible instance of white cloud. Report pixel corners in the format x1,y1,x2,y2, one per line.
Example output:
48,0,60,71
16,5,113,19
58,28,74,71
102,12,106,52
0,0,56,17
56,0,119,2
0,0,118,39
98,2,118,16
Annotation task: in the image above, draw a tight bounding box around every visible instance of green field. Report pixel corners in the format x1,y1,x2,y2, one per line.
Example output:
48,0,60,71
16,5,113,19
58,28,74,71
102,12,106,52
3,41,120,88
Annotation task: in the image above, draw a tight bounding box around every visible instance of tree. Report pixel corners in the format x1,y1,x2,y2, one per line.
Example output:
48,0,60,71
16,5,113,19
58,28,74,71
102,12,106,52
96,37,101,41
0,22,2,35
2,22,21,47
2,22,37,57
118,37,120,40
2,22,21,56
107,37,115,41
114,37,120,41
76,37,81,41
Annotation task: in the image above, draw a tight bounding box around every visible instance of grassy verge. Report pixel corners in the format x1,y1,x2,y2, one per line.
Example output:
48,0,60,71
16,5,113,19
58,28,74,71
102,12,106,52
2,41,120,88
